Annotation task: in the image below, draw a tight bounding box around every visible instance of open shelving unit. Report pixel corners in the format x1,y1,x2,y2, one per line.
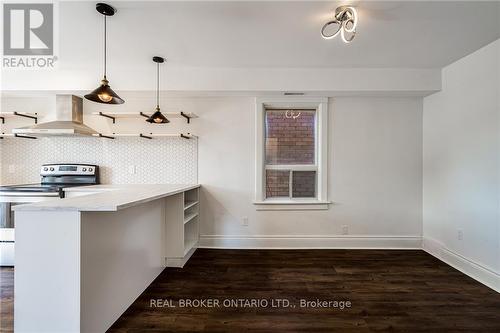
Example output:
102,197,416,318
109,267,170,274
93,111,198,124
164,187,200,267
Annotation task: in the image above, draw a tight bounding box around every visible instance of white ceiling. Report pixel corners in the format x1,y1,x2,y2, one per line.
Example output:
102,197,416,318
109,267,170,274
59,0,500,69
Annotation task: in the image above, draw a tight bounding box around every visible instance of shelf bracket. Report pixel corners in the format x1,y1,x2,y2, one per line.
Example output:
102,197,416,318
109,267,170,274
14,112,37,124
98,133,115,139
140,133,153,139
139,112,149,119
180,112,191,124
180,133,191,139
0,117,4,124
14,134,37,140
98,112,116,124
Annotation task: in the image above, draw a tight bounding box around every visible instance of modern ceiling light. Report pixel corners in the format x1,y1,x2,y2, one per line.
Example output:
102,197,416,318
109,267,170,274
85,3,124,104
321,6,358,43
146,56,169,124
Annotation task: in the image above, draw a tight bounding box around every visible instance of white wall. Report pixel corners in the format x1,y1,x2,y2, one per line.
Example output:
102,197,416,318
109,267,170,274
423,39,500,291
1,93,424,248
197,97,423,248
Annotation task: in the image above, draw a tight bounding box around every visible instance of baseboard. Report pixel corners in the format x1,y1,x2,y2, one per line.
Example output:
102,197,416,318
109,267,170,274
166,246,197,268
199,235,422,249
422,237,500,293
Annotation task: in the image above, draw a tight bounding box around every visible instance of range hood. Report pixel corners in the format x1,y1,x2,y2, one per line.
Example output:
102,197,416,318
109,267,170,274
13,95,98,136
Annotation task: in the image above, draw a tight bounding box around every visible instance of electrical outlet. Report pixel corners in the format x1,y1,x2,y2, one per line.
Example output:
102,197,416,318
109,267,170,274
458,229,464,241
128,165,136,174
341,225,349,235
8,165,15,174
242,216,249,226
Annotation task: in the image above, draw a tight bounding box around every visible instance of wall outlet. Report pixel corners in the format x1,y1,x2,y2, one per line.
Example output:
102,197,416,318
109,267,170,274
8,165,15,174
458,229,464,241
242,216,249,226
128,165,136,175
341,225,349,235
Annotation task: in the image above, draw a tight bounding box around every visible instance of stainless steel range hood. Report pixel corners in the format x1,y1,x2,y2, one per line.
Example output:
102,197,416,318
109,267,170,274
12,95,98,136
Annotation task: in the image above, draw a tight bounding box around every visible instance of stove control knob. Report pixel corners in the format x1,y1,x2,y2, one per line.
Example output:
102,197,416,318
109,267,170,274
43,167,48,171
82,168,87,172
88,168,93,172
49,167,54,171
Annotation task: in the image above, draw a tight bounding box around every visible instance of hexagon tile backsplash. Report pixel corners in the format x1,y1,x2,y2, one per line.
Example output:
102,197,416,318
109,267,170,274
0,137,197,185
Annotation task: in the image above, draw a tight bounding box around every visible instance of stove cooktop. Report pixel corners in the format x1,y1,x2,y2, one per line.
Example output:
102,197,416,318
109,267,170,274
0,183,84,193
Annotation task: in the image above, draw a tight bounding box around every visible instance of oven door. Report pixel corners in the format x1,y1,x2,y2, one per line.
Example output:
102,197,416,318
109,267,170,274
0,193,60,266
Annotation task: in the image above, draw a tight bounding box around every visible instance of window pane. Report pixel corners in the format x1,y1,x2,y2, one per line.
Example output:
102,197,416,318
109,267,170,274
292,171,316,198
266,170,290,198
265,110,315,165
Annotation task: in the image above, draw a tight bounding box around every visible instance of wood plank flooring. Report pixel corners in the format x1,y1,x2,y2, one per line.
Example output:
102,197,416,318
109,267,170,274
1,250,499,332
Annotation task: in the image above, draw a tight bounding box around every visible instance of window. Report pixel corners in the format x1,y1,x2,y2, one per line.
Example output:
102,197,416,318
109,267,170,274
255,98,329,210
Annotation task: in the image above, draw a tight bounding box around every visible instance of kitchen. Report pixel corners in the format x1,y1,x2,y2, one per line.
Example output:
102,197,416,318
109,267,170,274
1,1,500,332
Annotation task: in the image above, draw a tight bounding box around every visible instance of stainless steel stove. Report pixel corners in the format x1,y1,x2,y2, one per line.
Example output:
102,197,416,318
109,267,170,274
0,163,99,266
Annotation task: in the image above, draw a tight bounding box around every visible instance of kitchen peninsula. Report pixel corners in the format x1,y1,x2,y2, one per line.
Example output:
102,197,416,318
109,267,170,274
13,184,200,333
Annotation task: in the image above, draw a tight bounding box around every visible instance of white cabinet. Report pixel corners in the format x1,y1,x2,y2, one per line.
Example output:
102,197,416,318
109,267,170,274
164,187,200,267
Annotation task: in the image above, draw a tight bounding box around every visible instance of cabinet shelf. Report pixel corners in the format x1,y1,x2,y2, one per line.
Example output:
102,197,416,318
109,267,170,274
184,201,199,210
93,111,198,124
184,212,199,225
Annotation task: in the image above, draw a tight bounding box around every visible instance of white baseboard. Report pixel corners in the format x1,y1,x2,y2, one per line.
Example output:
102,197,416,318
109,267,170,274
166,246,197,268
199,235,422,249
422,237,500,293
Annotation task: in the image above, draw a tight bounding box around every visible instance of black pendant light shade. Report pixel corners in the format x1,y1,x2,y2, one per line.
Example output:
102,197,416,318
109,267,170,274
85,77,124,104
146,56,169,124
85,3,124,105
146,107,169,124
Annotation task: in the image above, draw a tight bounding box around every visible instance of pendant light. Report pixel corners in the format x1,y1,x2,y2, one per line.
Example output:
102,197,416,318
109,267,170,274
85,3,124,104
146,56,169,124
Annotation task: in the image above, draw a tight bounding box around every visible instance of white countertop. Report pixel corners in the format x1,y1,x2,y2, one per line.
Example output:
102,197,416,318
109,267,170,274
13,184,200,212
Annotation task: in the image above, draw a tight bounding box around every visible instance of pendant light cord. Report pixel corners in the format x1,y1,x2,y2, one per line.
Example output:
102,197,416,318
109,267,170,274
156,61,160,109
103,15,107,79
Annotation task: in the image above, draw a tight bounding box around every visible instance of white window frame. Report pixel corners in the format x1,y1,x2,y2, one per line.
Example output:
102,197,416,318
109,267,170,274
254,97,330,210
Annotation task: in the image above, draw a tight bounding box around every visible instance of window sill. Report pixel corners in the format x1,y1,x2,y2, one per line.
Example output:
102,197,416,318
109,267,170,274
253,199,332,211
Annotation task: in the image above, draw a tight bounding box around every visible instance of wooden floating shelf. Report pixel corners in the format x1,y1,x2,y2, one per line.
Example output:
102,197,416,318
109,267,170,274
0,112,38,124
92,133,197,140
93,111,198,124
0,133,37,140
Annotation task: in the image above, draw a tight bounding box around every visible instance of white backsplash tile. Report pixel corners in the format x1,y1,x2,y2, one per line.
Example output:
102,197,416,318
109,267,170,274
0,137,197,185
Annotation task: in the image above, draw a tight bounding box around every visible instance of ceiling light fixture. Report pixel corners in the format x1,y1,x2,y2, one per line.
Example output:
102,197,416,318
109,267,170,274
85,3,124,104
146,56,169,124
321,6,358,43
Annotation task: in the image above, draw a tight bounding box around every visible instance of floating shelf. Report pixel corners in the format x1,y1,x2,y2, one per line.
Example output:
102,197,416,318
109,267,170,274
0,133,37,140
0,112,38,124
184,201,199,210
93,111,198,124
184,212,199,225
92,133,197,140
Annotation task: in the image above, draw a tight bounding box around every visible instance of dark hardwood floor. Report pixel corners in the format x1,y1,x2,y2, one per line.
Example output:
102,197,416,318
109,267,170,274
1,250,499,332
0,267,13,333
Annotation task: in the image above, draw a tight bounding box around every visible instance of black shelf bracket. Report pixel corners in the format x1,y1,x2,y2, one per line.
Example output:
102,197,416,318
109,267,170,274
139,112,150,119
140,133,153,139
180,112,191,124
98,112,116,124
14,134,37,140
14,112,38,124
0,117,4,124
98,133,115,139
